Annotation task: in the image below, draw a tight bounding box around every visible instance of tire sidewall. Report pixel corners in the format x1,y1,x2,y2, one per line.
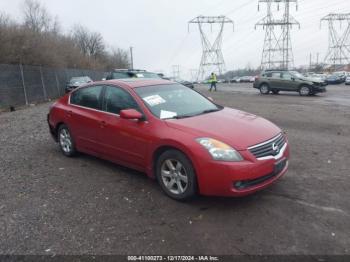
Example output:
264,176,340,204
156,150,197,201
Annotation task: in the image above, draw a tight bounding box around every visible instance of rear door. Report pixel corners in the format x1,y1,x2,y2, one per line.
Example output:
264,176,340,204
268,72,282,89
67,85,105,154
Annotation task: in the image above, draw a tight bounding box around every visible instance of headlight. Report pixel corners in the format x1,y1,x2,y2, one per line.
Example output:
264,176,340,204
196,138,243,162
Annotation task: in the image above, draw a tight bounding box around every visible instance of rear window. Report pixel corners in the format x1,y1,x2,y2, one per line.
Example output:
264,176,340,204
70,85,103,110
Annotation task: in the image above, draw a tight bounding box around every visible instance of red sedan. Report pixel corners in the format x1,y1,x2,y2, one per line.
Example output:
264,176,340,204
48,79,289,200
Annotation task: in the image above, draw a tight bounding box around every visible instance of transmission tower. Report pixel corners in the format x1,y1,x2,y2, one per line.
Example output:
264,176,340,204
321,13,350,68
188,15,234,81
255,0,300,70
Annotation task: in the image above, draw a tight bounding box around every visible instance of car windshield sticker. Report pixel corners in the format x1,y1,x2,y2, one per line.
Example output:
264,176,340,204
143,95,166,107
136,73,145,78
160,110,177,119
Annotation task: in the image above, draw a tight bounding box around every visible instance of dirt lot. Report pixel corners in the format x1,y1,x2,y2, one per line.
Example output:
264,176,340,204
0,83,350,255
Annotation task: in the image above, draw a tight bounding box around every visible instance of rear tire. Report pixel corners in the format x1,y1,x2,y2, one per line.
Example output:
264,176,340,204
156,150,197,201
259,84,270,95
57,124,77,157
299,85,311,96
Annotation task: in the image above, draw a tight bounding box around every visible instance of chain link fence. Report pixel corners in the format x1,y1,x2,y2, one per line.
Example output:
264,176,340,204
0,63,105,109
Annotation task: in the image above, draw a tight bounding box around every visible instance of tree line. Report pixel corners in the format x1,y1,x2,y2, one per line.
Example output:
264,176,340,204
0,0,129,70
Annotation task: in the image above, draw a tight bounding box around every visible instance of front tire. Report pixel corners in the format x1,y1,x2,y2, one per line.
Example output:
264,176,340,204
299,85,311,96
259,84,270,95
156,150,197,201
57,124,76,157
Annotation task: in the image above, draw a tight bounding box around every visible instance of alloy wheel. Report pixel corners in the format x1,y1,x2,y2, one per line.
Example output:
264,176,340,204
59,128,72,154
160,159,188,195
300,86,310,96
260,84,269,94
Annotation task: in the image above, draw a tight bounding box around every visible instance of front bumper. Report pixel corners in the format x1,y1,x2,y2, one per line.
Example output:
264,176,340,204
313,86,327,93
195,143,290,197
47,113,57,142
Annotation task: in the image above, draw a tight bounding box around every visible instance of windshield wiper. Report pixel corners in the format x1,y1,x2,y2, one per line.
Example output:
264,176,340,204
164,108,221,120
200,108,221,114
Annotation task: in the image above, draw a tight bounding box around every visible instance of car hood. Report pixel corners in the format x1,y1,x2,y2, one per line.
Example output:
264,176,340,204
165,108,281,150
299,77,323,83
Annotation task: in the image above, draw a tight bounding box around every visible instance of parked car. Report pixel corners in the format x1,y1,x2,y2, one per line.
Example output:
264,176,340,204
230,77,241,83
312,73,328,81
48,79,290,200
345,76,350,85
240,76,251,83
106,69,161,80
249,76,256,83
171,78,195,89
326,75,343,85
253,70,327,96
333,71,347,82
65,76,92,93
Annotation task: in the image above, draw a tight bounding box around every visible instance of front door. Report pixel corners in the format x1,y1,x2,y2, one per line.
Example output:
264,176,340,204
97,85,151,169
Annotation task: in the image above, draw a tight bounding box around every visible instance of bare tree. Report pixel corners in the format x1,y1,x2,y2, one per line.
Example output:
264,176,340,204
72,25,105,58
22,0,59,33
0,1,129,70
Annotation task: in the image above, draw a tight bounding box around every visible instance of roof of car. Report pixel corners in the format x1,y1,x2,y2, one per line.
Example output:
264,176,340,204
96,78,175,89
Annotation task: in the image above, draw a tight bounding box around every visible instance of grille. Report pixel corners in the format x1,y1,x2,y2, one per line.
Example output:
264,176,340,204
249,133,286,159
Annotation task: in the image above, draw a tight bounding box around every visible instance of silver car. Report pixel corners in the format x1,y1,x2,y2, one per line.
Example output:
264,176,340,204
345,76,350,85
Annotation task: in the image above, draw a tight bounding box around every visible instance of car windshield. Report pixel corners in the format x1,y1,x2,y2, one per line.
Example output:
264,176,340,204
135,84,221,119
70,77,91,83
290,71,304,78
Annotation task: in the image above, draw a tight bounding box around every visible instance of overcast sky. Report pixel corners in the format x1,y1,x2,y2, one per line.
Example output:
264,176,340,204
0,0,349,79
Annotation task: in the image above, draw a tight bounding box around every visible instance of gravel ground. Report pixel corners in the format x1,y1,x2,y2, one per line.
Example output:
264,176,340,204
0,83,350,255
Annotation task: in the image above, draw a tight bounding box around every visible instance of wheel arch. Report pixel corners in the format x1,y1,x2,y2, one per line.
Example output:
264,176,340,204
298,83,312,90
259,82,270,88
150,144,198,181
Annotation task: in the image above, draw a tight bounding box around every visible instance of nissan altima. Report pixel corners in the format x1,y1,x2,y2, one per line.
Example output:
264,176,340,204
48,79,290,200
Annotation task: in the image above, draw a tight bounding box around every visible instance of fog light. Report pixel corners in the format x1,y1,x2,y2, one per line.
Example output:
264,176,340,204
235,181,243,189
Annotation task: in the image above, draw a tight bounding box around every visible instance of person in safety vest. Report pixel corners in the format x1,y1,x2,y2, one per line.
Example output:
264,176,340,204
209,72,217,92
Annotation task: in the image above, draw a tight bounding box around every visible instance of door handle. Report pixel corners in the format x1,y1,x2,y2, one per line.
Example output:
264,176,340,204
66,110,73,117
100,121,107,128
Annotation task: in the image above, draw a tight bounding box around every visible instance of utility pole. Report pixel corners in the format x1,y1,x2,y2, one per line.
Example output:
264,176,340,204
321,13,350,69
255,0,300,70
130,46,134,70
172,65,180,79
190,69,198,82
188,15,234,81
309,53,312,70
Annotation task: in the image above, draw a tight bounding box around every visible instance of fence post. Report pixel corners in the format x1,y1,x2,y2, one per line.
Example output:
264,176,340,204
19,64,28,105
40,65,47,101
55,71,61,97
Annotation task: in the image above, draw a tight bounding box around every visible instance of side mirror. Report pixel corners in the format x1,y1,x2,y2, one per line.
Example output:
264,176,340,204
120,109,144,121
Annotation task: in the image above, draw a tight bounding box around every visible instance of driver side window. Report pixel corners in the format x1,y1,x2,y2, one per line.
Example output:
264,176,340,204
103,86,140,115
